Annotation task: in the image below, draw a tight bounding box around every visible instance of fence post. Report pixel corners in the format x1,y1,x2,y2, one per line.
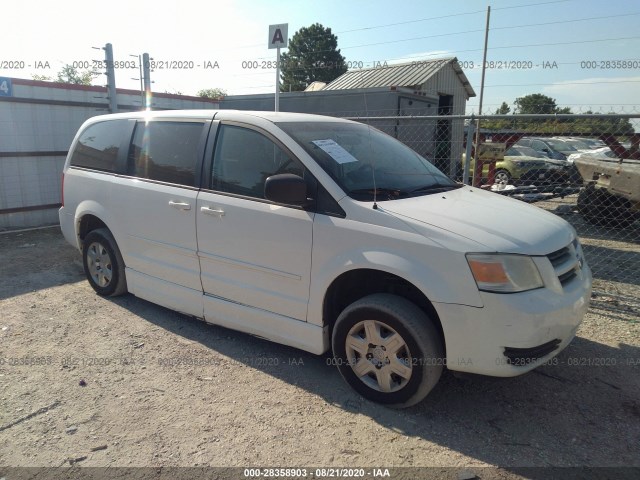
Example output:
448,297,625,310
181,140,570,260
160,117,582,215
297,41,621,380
104,43,117,114
462,119,475,185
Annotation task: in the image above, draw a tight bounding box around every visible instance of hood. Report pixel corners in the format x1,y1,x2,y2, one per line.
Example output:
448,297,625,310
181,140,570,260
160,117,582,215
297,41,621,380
379,186,574,255
505,154,545,162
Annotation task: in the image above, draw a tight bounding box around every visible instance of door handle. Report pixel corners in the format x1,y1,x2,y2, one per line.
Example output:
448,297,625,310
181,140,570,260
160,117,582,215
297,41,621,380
200,206,225,217
169,201,191,210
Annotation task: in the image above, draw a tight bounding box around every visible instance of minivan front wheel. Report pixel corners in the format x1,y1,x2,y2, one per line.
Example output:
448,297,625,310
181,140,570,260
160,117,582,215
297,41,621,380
332,294,443,408
82,228,127,297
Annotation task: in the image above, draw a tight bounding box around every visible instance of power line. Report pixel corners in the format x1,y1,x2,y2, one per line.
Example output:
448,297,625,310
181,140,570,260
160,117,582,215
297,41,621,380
228,0,576,52
489,35,640,51
199,7,489,52
336,10,485,34
484,80,640,88
248,33,640,69
493,12,640,32
253,18,640,61
492,0,572,10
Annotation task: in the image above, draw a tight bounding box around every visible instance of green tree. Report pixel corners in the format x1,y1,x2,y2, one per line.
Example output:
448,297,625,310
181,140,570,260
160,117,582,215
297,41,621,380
482,94,634,136
32,74,52,81
197,88,227,98
495,101,510,115
514,93,559,115
55,64,99,85
280,23,347,92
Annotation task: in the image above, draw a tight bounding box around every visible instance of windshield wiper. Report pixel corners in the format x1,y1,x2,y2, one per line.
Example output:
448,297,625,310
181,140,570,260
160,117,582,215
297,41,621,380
408,184,462,195
349,187,408,200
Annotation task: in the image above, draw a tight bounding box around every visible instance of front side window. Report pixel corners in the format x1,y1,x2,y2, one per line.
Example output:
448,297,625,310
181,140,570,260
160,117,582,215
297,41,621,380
277,121,458,201
211,124,305,199
70,120,128,172
128,121,204,187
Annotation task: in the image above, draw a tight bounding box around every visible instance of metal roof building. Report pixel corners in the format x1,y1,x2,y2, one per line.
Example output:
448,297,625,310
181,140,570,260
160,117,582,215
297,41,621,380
322,58,475,98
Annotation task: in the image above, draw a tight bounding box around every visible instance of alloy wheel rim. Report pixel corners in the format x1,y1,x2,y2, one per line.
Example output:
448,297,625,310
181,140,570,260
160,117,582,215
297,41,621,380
86,242,113,287
345,320,412,393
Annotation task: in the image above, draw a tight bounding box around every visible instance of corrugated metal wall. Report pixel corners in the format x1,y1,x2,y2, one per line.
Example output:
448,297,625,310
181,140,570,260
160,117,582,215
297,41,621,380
0,79,219,229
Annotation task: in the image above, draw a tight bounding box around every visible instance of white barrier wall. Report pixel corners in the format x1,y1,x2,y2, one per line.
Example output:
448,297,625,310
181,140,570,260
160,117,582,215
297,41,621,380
0,78,219,229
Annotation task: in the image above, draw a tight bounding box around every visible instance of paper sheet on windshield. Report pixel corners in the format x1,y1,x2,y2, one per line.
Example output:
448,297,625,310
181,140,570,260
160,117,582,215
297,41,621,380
311,139,358,164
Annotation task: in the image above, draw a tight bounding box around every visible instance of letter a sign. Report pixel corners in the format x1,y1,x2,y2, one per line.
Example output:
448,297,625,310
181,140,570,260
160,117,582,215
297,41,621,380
268,24,288,49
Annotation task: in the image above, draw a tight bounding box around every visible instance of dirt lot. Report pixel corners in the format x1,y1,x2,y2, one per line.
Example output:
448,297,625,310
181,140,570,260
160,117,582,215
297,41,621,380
0,226,638,478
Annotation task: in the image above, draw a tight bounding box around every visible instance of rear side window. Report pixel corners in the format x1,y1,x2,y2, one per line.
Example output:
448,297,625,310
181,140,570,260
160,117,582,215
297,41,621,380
70,120,128,172
128,121,204,187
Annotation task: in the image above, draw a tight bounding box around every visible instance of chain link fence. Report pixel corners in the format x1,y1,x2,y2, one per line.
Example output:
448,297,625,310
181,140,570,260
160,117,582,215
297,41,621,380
339,109,639,302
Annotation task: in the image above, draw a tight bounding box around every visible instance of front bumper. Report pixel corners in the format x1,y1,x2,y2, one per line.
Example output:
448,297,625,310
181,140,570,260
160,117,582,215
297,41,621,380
516,168,559,186
433,262,592,376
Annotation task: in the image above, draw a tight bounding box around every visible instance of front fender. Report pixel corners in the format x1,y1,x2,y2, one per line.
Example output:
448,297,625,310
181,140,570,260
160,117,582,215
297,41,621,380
307,215,483,327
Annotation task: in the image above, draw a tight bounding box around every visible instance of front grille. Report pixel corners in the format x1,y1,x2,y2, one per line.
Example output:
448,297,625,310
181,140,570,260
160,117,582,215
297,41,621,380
558,268,578,284
519,168,551,183
504,339,562,365
547,240,583,287
547,246,572,266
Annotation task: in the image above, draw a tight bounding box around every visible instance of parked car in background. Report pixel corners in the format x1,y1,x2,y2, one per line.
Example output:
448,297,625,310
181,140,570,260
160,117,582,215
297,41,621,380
462,145,564,185
516,137,577,160
553,137,599,152
570,137,606,150
575,152,640,228
567,146,617,164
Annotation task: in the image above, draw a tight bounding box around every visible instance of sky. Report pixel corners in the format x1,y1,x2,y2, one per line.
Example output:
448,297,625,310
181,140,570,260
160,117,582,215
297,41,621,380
2,0,640,114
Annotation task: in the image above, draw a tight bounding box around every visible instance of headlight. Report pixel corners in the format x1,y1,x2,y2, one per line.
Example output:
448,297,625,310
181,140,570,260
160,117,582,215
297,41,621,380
466,253,544,293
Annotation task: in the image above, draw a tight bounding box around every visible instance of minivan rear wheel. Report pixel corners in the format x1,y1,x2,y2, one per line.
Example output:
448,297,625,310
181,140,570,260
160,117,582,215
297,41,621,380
82,228,127,296
331,294,444,408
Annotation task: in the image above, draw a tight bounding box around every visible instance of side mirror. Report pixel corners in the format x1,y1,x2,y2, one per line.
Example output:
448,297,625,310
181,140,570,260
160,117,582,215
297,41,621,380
264,174,308,205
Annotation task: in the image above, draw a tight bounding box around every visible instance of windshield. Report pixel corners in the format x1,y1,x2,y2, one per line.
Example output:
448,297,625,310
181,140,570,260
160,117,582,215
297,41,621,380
545,139,577,151
563,138,590,149
277,121,458,201
507,146,546,158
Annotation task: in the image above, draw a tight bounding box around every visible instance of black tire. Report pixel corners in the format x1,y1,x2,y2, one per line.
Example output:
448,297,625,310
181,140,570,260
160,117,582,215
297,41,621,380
82,228,127,296
568,163,583,185
577,184,638,229
493,169,511,185
331,294,444,408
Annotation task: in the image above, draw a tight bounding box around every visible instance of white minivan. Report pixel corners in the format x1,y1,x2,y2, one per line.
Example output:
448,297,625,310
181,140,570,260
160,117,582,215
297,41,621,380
59,110,592,407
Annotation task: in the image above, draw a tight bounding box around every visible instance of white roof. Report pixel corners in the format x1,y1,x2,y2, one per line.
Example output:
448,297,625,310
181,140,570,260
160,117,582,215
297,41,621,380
83,109,354,125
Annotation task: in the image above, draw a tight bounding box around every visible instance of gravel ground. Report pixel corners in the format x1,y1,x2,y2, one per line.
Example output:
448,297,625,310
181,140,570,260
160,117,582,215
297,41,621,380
0,225,638,478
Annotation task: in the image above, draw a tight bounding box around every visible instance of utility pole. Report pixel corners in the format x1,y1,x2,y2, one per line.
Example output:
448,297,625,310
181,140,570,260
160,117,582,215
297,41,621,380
473,6,491,186
104,43,117,113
